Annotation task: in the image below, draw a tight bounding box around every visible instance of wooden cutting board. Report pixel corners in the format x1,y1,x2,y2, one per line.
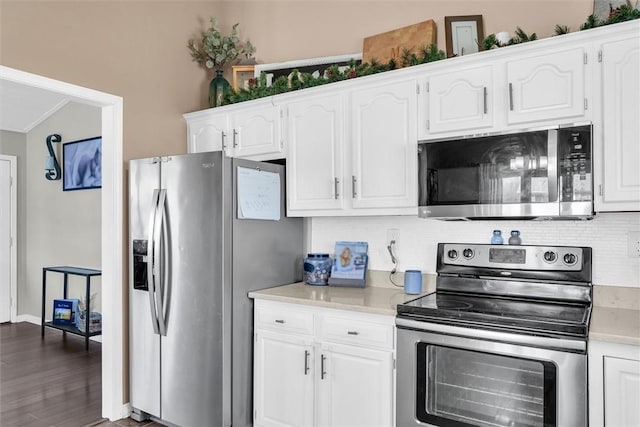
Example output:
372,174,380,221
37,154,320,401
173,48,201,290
363,19,437,67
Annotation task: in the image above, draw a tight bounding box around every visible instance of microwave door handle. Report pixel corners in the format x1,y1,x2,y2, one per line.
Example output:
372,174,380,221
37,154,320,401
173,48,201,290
155,189,168,337
483,86,488,114
147,189,161,335
508,83,514,111
352,176,357,198
548,130,559,202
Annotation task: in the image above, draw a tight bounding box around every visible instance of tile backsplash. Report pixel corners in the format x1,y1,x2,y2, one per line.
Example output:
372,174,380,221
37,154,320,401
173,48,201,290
310,212,640,288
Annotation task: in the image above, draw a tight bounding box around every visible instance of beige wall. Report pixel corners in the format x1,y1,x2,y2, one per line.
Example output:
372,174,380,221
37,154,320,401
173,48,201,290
25,102,102,318
1,0,594,161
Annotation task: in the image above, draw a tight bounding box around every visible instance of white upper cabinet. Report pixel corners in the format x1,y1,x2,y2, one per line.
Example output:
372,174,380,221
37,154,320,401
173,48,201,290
594,32,640,211
425,65,494,136
506,47,587,125
286,93,345,213
231,104,283,159
184,98,284,161
350,78,418,210
185,113,229,154
285,77,418,217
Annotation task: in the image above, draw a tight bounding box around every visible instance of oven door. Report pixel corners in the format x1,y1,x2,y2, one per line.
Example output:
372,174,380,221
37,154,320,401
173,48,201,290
396,319,587,427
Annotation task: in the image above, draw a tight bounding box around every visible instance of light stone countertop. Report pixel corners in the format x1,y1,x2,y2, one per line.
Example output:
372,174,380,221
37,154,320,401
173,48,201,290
249,277,640,346
249,281,434,316
589,306,640,346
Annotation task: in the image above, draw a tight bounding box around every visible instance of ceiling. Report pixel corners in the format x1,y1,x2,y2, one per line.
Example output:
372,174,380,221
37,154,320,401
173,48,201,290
0,79,71,133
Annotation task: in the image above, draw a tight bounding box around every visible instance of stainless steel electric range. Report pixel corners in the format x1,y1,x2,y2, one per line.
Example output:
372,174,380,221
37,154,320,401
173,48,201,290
396,243,592,427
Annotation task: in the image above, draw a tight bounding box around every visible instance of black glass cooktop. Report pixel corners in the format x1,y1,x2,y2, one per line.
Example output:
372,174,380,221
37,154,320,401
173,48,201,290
397,292,591,337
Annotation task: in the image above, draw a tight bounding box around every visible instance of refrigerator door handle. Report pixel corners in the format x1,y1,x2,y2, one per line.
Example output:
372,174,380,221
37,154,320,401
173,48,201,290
147,189,161,334
156,189,168,336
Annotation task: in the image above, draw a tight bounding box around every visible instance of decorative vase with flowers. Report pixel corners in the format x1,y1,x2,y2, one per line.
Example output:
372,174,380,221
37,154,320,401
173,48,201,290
188,17,255,107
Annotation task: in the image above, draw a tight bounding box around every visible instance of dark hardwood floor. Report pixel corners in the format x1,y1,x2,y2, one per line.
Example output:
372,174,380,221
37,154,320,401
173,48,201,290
0,322,102,427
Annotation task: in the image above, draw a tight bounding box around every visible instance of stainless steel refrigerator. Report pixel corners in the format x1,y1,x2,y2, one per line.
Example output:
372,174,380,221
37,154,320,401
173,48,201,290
128,151,302,427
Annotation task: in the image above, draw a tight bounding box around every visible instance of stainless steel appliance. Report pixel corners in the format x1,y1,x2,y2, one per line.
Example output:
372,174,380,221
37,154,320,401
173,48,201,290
418,123,593,219
396,243,592,427
129,151,303,427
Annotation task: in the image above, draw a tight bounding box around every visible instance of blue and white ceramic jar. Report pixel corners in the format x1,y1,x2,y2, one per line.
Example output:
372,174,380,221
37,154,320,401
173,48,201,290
303,253,333,286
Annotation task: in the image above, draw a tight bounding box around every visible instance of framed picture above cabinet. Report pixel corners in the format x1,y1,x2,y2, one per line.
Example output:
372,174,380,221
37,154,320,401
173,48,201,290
444,15,484,58
232,64,255,91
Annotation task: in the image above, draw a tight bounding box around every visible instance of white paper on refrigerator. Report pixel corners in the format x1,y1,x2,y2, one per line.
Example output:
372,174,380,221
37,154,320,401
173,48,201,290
237,167,281,220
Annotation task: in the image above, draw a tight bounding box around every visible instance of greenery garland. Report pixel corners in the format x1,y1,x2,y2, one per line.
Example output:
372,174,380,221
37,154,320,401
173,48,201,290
223,44,444,105
220,5,640,107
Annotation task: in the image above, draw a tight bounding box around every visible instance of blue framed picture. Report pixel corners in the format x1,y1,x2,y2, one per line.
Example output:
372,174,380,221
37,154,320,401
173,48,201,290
328,241,369,287
63,136,102,191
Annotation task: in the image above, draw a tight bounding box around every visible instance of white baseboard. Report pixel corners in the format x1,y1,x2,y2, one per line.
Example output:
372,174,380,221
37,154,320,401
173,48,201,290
110,402,131,421
17,314,40,325
15,314,102,342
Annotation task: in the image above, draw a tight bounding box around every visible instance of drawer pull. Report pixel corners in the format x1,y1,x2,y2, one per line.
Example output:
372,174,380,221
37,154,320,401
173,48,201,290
347,331,359,336
304,350,310,375
274,319,285,324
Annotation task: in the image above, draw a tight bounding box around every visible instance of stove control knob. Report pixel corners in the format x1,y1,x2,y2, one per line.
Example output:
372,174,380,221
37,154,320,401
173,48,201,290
463,248,474,259
447,249,458,260
563,253,578,265
543,251,557,263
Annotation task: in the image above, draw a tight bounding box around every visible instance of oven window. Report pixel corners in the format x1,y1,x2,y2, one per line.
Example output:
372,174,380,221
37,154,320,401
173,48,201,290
416,344,556,427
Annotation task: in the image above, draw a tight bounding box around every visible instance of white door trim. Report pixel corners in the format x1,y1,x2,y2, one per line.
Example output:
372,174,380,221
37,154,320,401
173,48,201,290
0,66,126,421
0,154,17,323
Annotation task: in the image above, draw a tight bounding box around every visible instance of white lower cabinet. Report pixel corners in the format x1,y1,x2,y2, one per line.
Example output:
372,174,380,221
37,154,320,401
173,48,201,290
254,330,314,427
316,343,393,427
588,340,640,426
254,299,395,427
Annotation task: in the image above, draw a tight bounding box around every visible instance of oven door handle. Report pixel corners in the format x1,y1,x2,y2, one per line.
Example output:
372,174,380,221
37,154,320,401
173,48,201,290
395,317,586,352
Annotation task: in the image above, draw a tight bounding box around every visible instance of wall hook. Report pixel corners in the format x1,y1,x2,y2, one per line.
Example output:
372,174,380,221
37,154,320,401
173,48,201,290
45,133,62,180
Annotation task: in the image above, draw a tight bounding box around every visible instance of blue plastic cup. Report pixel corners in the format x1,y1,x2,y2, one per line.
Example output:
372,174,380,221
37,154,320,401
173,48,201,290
404,270,423,295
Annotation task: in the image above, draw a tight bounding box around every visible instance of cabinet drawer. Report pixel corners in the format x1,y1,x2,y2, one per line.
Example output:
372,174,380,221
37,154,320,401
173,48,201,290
319,315,394,349
255,305,314,335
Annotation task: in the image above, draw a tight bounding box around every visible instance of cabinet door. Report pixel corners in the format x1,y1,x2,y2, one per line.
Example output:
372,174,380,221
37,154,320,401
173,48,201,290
596,36,640,211
231,104,283,159
506,47,586,125
254,330,314,427
351,79,418,209
186,114,229,154
604,356,640,426
286,94,345,214
316,343,393,427
427,65,493,135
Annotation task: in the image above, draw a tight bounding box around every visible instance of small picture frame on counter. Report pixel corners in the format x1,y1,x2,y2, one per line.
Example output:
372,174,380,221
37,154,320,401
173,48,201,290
329,241,368,288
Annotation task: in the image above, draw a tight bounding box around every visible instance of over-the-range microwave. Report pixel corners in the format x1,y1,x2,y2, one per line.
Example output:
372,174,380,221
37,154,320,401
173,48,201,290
418,123,594,220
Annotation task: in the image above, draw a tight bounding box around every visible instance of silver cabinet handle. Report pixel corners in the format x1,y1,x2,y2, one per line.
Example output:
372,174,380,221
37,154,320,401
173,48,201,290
508,83,514,111
221,131,227,151
233,129,238,148
347,331,359,336
334,177,340,199
274,319,285,324
352,176,357,198
304,350,310,375
483,86,488,114
321,354,327,379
